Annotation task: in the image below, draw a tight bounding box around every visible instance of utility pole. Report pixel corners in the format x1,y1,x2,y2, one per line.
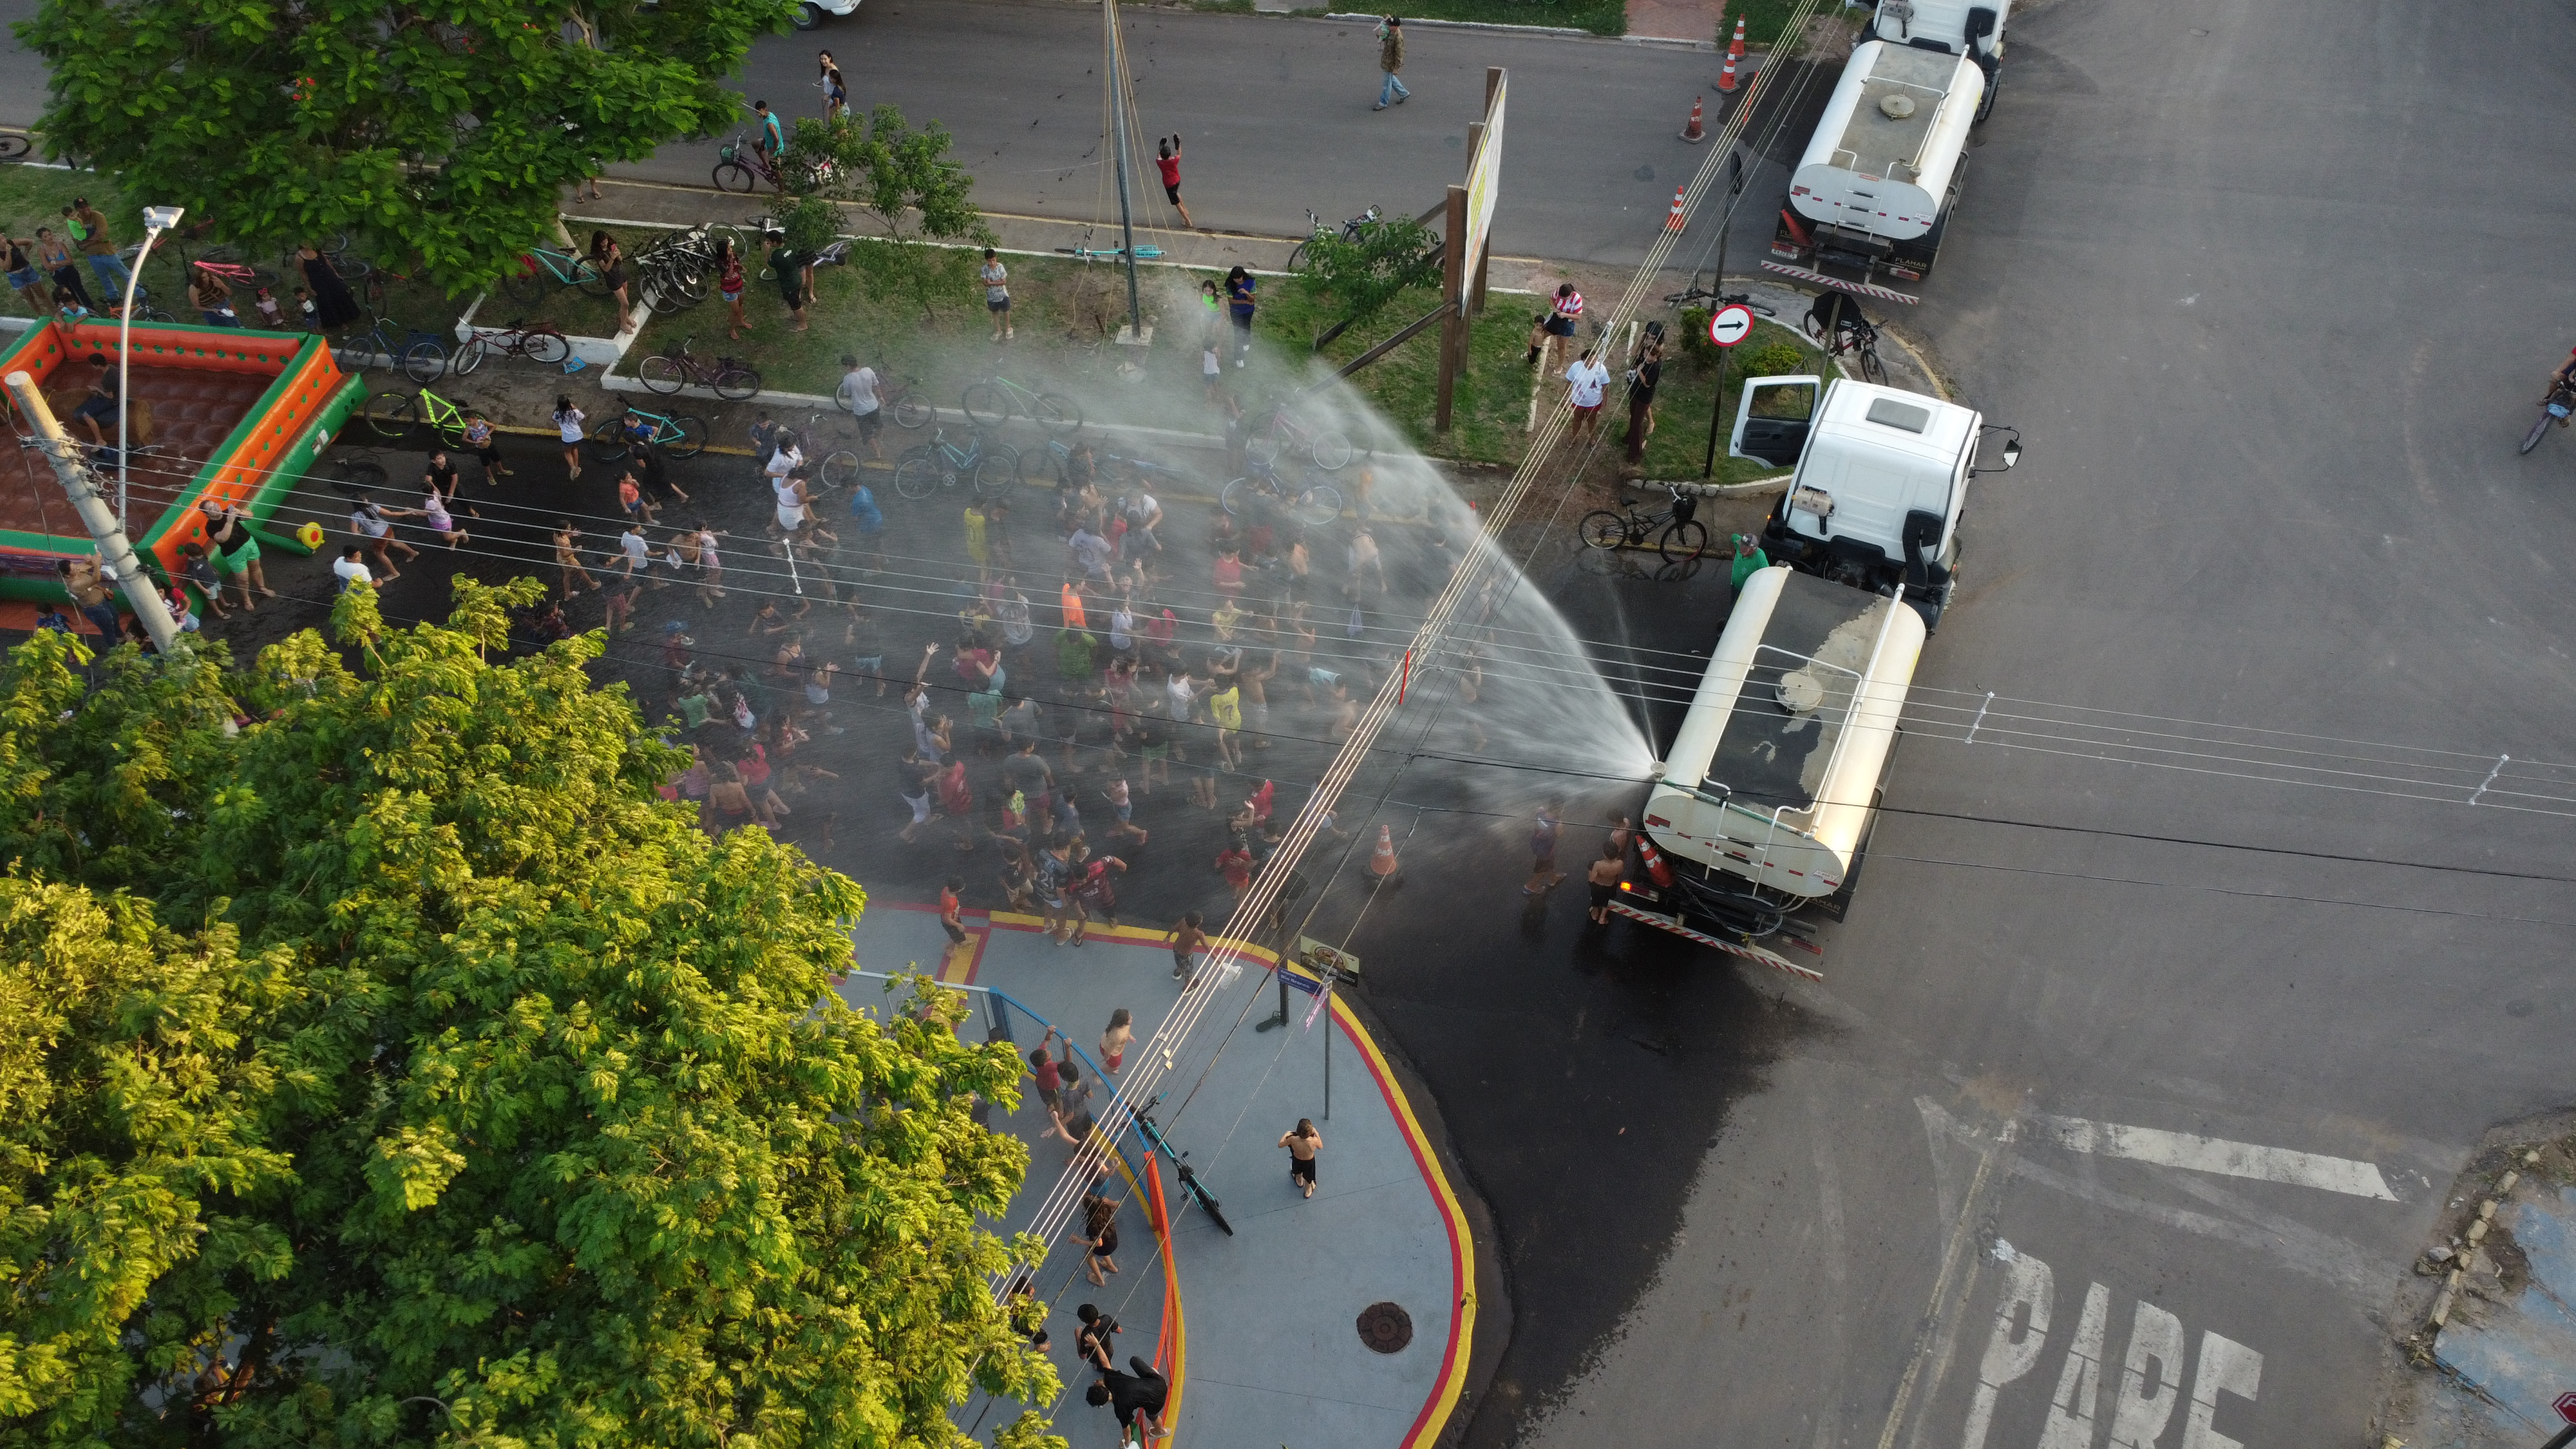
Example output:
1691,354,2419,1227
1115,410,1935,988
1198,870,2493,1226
1105,0,1145,345
5,370,184,652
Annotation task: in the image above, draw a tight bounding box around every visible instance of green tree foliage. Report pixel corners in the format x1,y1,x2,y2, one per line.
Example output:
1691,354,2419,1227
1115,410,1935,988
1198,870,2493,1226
16,0,791,298
770,107,996,322
0,587,1060,1449
1292,214,1443,349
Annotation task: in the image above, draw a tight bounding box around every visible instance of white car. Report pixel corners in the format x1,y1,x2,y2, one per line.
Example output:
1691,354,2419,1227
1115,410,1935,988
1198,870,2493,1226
791,0,861,28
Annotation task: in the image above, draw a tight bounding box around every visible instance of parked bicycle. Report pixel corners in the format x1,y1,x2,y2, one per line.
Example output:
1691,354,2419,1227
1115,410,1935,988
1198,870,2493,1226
960,372,1082,435
1043,437,1198,493
451,319,572,373
1663,284,1777,317
1802,295,1886,384
1579,488,1707,562
587,403,708,461
638,336,762,401
363,384,480,448
1131,1107,1234,1237
895,424,1021,500
497,243,610,307
334,314,449,384
1245,403,1352,471
1220,457,1343,527
1055,227,1164,262
1283,205,1437,272
874,370,933,431
2524,377,2576,455
788,412,866,491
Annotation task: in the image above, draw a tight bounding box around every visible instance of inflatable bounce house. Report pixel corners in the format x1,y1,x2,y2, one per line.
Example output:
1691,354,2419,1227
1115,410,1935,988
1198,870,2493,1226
0,316,365,617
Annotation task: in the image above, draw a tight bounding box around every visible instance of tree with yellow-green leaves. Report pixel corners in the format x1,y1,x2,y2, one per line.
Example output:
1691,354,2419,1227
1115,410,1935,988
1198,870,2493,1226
0,580,1060,1449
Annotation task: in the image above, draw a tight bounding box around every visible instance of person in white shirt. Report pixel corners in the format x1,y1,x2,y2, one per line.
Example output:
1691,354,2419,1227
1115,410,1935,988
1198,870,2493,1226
1563,348,1611,442
332,545,374,592
836,354,884,459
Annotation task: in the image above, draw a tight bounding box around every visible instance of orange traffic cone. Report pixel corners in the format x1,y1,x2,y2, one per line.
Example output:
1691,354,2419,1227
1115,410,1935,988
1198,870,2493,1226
1727,14,1747,59
1664,184,1688,232
1678,95,1706,144
1368,823,1404,887
1637,835,1678,888
1717,48,1739,92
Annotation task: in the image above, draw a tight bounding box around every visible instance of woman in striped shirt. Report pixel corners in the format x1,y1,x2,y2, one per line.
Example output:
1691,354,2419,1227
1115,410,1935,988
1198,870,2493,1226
1527,282,1583,371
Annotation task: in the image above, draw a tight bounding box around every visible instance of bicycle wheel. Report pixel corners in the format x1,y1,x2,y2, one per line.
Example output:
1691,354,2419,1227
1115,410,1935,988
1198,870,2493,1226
2521,411,2555,456
972,445,1023,497
428,408,469,451
399,339,447,384
1219,477,1254,517
891,395,930,429
1309,430,1352,470
1291,484,1342,527
363,390,419,442
638,355,685,395
573,258,612,298
520,328,570,366
713,160,759,193
642,279,692,316
451,336,489,377
587,415,633,462
712,366,762,402
893,453,939,500
498,263,547,308
1191,1186,1235,1237
1245,433,1282,468
1033,393,1083,435
665,416,708,460
0,135,30,162
820,450,862,489
1857,345,1887,386
1579,510,1630,551
1659,518,1709,563
1285,240,1311,272
960,383,1009,428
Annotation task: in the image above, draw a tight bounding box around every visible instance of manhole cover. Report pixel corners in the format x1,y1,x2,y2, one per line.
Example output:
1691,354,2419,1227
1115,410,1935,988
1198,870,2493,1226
1357,1302,1414,1354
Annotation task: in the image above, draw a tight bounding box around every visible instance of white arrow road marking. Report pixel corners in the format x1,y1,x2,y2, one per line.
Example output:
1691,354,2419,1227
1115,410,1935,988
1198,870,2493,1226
2023,1115,2398,1200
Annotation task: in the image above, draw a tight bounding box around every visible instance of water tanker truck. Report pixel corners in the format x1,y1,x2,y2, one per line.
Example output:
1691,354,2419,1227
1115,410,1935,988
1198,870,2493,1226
1611,375,2018,975
1763,0,2010,303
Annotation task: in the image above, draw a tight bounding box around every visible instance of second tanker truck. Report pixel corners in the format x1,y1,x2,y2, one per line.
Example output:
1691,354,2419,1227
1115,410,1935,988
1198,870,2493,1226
1763,0,2011,303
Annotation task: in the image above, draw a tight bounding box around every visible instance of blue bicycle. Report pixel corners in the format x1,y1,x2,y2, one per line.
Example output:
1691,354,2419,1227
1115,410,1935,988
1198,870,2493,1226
895,424,1020,500
1132,1106,1234,1236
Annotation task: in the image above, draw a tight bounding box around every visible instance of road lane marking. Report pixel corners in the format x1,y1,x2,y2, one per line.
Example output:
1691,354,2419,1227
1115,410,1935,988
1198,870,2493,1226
2025,1115,2398,1200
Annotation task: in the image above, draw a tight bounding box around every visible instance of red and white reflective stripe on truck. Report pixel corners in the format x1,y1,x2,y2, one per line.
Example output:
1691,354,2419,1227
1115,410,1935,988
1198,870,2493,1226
1755,260,1921,306
1607,900,1825,982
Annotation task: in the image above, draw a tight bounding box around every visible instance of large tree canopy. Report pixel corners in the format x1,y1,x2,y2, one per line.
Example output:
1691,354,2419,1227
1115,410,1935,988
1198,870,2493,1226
0,585,1059,1449
17,1,790,296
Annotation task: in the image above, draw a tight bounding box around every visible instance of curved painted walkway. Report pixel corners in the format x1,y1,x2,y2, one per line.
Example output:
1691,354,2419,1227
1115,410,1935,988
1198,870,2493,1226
844,902,1473,1449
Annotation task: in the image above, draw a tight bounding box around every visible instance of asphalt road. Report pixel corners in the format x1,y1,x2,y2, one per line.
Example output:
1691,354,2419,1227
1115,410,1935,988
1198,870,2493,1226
1497,3,2576,1449
0,0,1785,268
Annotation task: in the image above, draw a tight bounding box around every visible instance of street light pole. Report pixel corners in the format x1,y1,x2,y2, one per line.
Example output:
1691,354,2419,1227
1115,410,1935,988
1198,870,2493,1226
118,205,185,535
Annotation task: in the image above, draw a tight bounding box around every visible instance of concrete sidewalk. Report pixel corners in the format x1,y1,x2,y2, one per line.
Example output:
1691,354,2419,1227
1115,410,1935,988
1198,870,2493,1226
841,902,1475,1449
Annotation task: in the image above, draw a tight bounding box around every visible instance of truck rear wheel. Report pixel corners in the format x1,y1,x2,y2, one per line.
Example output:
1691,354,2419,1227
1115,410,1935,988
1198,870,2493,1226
792,2,824,28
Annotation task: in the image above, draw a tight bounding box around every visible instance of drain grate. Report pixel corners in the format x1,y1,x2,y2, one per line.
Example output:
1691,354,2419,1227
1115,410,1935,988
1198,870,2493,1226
1356,1301,1414,1354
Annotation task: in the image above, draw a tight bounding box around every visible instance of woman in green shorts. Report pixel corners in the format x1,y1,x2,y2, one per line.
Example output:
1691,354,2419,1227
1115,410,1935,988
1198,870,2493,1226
200,502,274,611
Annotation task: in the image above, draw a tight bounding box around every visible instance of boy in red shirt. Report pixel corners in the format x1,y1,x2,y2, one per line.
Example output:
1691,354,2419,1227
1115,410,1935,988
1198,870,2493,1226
940,875,969,965
1155,135,1194,229
1215,842,1253,901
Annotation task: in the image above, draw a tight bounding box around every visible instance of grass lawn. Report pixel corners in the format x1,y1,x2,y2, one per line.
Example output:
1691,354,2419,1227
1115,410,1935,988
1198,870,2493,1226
623,244,1542,464
1631,317,1820,482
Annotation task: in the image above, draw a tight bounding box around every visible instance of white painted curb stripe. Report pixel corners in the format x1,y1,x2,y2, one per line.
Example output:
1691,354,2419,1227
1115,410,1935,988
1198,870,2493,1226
2024,1115,2398,1200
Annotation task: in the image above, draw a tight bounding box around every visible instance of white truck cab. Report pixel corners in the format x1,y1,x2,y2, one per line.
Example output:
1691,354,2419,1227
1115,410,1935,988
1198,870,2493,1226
1728,374,2016,630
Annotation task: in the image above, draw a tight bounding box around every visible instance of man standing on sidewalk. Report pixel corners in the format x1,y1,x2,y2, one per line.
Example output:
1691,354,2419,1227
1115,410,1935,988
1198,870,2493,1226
68,198,129,302
1563,348,1611,443
836,354,884,460
1624,335,1662,466
1374,16,1410,110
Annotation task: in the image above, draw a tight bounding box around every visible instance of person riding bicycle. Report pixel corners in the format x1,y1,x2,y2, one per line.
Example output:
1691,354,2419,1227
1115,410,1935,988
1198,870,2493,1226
2549,347,2576,395
1806,289,1870,343
753,100,785,161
